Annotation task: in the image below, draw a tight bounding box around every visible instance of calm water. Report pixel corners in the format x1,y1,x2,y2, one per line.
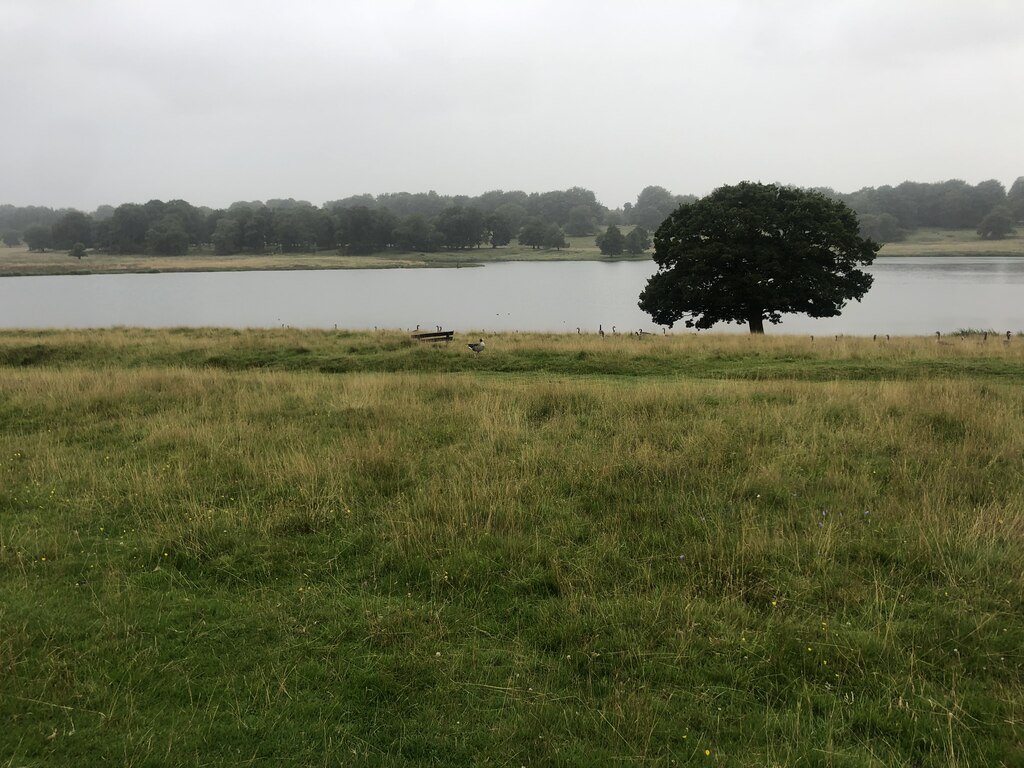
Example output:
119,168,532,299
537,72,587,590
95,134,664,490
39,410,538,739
0,256,1022,335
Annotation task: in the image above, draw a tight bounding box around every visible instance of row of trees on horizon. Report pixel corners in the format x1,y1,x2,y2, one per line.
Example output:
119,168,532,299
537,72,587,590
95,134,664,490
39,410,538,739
2,178,1022,257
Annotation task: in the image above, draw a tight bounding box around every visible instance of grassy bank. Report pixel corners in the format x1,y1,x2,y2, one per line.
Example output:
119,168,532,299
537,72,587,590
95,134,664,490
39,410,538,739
2,327,1024,383
0,246,433,277
880,229,1024,258
2,330,1023,765
3,228,1019,278
0,234,628,278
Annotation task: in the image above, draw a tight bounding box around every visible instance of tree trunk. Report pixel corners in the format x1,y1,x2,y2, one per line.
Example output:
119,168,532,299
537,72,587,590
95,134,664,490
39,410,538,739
748,314,765,334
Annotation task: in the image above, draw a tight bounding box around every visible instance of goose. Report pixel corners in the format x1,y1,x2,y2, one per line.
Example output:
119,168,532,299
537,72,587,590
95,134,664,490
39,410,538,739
468,338,486,354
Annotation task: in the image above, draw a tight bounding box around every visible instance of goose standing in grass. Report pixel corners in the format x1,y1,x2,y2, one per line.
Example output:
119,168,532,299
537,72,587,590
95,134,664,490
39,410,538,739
468,338,486,354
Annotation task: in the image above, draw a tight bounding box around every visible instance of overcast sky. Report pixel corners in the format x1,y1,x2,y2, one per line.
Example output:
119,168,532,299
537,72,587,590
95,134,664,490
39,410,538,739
2,0,1022,211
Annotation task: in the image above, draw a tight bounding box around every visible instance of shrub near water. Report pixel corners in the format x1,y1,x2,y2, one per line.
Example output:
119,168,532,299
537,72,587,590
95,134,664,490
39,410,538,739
1,331,1023,766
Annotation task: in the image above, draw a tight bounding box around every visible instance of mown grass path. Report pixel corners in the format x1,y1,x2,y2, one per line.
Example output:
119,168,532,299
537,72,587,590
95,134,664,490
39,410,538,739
2,329,1023,766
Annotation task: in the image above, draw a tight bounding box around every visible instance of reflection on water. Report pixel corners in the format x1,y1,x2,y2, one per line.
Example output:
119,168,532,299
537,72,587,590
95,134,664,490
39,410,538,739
0,256,1022,335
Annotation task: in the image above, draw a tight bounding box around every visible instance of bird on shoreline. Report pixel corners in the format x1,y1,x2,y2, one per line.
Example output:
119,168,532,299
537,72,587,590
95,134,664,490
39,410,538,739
468,338,486,354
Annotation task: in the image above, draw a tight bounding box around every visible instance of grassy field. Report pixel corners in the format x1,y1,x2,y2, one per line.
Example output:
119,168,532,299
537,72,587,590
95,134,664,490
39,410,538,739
0,247,431,277
3,228,1018,278
2,329,1023,766
880,229,1024,258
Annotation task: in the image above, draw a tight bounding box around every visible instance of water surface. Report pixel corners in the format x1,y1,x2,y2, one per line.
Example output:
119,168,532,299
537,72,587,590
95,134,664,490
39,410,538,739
1,256,1021,335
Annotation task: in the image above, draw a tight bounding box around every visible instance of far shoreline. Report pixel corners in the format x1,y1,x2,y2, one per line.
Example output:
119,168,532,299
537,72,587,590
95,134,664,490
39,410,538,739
0,244,654,278
0,228,1021,278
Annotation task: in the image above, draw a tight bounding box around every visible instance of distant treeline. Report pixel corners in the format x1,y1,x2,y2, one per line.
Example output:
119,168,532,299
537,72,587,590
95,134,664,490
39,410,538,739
0,187,681,256
2,178,1021,256
822,178,1023,242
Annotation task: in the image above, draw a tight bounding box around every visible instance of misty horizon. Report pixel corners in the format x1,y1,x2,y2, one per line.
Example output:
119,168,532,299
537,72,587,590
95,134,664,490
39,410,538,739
3,175,1021,216
2,2,1022,214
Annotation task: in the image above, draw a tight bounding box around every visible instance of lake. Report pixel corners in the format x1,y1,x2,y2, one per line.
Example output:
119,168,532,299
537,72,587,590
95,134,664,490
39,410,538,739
1,256,1022,336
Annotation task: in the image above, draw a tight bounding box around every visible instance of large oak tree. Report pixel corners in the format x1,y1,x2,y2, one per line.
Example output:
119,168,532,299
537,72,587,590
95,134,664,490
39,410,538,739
639,182,879,333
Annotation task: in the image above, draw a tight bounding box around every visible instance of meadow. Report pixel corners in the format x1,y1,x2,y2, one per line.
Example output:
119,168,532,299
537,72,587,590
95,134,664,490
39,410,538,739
2,228,1020,278
880,229,1024,258
2,329,1023,766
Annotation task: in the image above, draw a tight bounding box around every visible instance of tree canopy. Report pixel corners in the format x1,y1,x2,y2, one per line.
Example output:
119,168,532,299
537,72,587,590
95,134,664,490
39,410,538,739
52,210,95,249
623,226,650,255
145,214,190,256
483,212,514,248
977,207,1015,240
639,182,879,334
542,223,567,250
565,205,597,236
631,186,693,231
518,217,549,249
23,224,52,252
596,225,624,256
1007,177,1024,223
435,206,485,249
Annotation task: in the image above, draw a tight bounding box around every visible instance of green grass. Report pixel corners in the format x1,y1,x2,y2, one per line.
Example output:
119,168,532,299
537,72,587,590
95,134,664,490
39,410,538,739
2,330,1024,766
2,327,1023,383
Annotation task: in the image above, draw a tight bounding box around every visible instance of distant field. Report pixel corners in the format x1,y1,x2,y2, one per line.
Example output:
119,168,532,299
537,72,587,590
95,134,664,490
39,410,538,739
880,228,1024,257
2,329,1023,765
0,228,1020,278
0,234,621,277
0,247,432,276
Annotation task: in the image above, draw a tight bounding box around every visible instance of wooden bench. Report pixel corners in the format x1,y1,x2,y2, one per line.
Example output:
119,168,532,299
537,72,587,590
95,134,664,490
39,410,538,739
412,330,454,343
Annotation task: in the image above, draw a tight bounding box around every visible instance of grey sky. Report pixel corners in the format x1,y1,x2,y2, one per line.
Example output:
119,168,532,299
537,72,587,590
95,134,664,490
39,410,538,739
3,0,1022,211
